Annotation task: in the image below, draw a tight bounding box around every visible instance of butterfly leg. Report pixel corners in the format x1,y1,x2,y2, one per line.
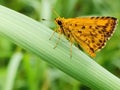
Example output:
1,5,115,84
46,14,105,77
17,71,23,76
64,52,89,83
53,33,61,49
70,42,73,58
69,37,74,58
49,29,57,40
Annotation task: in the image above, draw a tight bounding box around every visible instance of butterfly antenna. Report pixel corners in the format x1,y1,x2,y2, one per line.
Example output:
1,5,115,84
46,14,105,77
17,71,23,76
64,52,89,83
52,8,60,17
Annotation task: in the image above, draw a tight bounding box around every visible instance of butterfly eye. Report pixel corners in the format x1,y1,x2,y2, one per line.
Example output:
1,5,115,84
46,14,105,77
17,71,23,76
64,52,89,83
56,20,62,25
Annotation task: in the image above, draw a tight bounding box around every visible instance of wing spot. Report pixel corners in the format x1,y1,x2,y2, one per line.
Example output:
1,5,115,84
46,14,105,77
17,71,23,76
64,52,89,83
75,24,77,26
111,17,117,20
89,26,92,29
81,26,85,29
97,43,100,46
92,40,95,43
95,26,99,29
98,31,102,34
95,17,99,19
99,39,102,43
78,31,82,33
100,17,105,19
90,17,94,19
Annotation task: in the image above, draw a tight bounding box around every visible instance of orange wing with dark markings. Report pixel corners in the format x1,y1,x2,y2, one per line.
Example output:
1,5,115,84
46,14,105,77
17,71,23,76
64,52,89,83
54,16,117,57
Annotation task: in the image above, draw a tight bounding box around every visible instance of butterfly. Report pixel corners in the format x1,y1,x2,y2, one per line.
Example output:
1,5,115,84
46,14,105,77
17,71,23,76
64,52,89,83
50,16,117,57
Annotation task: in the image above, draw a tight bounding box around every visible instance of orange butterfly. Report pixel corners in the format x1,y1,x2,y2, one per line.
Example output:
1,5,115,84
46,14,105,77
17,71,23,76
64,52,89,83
50,16,117,57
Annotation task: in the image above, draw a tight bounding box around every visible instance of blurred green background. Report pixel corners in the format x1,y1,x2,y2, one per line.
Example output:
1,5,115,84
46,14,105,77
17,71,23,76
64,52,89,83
0,0,120,90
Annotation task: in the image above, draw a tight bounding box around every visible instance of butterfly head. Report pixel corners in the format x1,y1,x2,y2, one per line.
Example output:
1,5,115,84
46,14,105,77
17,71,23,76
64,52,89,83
55,18,64,26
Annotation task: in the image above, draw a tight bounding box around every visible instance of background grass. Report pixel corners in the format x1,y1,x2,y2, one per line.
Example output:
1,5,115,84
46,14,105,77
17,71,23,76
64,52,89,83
0,0,120,90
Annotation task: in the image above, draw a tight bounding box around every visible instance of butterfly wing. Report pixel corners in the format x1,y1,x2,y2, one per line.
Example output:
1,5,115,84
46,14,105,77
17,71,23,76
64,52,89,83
68,17,117,57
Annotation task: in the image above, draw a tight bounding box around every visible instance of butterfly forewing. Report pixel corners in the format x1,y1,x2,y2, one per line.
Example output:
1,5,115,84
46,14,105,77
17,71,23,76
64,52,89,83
54,16,117,57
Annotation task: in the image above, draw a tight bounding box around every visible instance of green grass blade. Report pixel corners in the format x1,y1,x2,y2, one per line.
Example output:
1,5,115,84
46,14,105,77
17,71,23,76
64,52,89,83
5,52,23,90
0,5,120,90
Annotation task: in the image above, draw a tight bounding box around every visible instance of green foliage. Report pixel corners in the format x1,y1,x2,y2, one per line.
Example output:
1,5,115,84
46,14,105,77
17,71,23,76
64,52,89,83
0,0,120,90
